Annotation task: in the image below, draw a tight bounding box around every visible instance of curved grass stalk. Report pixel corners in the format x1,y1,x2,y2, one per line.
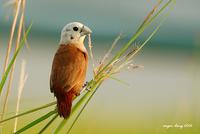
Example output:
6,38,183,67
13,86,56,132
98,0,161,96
14,110,56,134
0,24,32,95
38,113,59,134
1,0,26,120
109,76,130,87
88,34,95,75
96,34,121,74
135,0,163,34
0,101,56,124
13,60,28,133
115,15,168,72
2,0,22,74
117,0,175,71
94,0,174,79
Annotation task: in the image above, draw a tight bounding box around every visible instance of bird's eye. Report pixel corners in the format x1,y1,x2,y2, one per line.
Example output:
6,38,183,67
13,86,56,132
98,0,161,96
73,27,79,31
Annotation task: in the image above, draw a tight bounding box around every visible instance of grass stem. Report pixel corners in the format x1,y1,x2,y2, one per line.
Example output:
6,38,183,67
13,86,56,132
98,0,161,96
38,113,58,134
13,60,27,133
0,101,56,124
14,110,56,134
1,0,26,120
0,23,32,96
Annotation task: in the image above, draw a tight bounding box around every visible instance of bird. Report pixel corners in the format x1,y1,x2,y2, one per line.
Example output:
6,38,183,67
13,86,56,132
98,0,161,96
50,22,92,118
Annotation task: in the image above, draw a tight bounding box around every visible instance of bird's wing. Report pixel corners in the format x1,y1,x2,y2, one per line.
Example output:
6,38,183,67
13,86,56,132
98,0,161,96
50,44,87,93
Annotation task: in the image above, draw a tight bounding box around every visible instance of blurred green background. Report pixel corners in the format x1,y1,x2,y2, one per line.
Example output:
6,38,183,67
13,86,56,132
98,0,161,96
0,0,200,133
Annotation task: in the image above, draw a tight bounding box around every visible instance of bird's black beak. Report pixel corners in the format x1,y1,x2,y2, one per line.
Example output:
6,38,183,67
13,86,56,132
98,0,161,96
80,25,92,36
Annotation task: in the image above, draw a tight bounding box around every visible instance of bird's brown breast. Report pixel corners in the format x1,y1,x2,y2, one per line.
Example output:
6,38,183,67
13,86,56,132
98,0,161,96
50,44,88,96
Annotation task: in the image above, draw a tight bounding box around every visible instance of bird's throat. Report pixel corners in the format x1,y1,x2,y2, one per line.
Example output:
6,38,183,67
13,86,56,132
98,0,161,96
74,43,87,53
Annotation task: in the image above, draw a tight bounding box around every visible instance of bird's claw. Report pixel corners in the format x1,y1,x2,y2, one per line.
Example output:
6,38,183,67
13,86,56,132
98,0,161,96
82,81,89,88
75,92,80,96
85,88,91,92
82,81,91,92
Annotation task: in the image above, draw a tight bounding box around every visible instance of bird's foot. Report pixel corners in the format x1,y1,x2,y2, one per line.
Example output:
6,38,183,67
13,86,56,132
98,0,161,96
80,82,91,94
75,92,80,96
82,81,89,88
82,81,91,92
85,88,91,92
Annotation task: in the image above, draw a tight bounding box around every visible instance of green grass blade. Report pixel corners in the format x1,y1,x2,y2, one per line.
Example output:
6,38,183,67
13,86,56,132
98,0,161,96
38,113,59,134
14,110,56,134
135,0,163,34
0,24,32,95
0,101,56,124
95,0,174,79
123,0,175,63
109,76,130,87
99,34,122,65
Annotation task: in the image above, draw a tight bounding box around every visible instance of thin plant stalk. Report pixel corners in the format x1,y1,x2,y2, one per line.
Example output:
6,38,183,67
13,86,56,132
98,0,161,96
0,0,22,117
115,17,167,72
14,110,56,134
123,0,175,66
96,34,121,74
0,101,56,124
2,0,22,74
100,34,121,64
88,34,95,75
0,126,2,134
136,0,163,34
22,21,30,49
0,23,32,96
13,60,27,133
94,0,170,79
1,0,26,120
38,113,59,134
109,76,130,87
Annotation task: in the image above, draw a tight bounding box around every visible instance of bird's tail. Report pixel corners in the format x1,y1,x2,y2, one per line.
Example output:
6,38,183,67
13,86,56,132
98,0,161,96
56,90,74,118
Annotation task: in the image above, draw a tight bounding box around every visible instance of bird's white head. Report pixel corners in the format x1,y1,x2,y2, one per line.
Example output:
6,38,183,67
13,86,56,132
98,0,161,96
60,22,92,52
